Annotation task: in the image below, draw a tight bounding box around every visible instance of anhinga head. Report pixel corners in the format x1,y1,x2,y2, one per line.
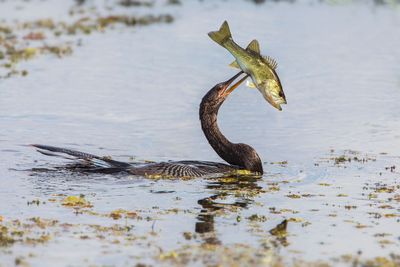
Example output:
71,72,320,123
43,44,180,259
202,71,247,111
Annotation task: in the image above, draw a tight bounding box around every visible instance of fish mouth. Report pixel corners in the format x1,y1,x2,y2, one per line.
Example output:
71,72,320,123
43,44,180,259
269,98,287,111
258,79,286,111
262,91,287,111
268,99,283,110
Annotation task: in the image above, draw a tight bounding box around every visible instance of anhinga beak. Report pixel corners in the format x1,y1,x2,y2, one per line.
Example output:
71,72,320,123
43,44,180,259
221,71,249,97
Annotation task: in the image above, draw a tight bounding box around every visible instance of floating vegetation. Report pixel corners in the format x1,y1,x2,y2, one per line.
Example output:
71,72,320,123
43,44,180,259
269,219,289,247
334,155,348,164
247,214,268,222
286,194,301,199
344,205,357,210
27,199,42,206
270,160,288,166
317,150,378,166
0,217,58,248
318,183,332,186
269,207,299,214
0,1,174,79
167,0,182,5
62,195,92,208
119,0,154,7
0,225,16,247
1,148,400,266
287,217,305,223
109,209,139,220
269,219,288,238
0,216,144,250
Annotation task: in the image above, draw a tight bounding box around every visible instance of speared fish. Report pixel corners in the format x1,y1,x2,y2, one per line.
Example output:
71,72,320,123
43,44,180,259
208,21,286,110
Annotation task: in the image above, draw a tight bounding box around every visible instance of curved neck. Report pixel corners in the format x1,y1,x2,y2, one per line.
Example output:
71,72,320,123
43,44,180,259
199,90,241,168
199,80,263,174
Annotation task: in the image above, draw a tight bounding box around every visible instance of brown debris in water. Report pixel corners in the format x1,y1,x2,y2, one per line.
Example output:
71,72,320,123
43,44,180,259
119,0,154,7
247,214,268,222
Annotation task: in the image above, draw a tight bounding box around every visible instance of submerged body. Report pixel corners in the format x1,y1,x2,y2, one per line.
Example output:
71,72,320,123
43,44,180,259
32,144,234,178
32,72,263,178
208,21,286,110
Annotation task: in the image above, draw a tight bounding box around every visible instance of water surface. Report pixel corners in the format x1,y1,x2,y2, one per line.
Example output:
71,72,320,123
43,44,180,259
0,0,400,266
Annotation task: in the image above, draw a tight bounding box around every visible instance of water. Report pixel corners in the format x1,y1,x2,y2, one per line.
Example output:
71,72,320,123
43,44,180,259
1,0,400,266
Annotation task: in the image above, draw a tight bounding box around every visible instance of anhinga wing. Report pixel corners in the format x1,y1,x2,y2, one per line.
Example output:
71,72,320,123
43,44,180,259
130,160,235,178
31,144,236,177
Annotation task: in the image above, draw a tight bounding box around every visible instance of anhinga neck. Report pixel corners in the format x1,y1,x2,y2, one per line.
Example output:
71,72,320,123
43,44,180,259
199,82,264,174
200,105,232,160
199,89,242,168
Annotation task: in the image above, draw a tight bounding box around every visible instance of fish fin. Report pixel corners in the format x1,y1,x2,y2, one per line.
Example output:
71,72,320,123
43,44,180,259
264,56,278,69
246,39,260,54
208,21,232,46
229,60,240,69
246,80,257,88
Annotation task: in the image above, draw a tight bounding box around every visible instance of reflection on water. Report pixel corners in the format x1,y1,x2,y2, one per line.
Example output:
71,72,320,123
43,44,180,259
195,176,261,243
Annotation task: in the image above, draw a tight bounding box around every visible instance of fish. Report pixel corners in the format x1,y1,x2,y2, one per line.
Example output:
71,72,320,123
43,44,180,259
208,21,286,110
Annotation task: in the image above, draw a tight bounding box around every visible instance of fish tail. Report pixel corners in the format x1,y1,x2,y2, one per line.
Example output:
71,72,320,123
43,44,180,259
208,21,232,47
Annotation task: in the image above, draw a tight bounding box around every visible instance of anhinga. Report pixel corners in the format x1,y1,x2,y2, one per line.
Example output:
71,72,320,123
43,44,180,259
32,71,263,177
